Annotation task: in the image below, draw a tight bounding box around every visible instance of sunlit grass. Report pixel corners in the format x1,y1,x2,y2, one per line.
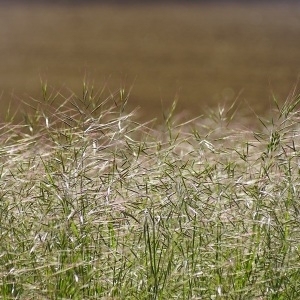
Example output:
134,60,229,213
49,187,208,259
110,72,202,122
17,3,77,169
0,84,300,299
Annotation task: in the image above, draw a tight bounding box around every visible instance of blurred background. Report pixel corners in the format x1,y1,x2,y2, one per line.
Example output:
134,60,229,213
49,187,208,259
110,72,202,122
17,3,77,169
0,0,299,123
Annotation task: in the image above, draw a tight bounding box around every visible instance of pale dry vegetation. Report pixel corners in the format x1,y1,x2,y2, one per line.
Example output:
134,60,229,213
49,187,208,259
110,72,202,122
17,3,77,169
0,84,300,299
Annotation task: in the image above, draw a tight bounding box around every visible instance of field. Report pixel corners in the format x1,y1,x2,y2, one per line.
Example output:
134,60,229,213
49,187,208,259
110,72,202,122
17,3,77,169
0,2,300,121
1,2,300,298
0,85,300,298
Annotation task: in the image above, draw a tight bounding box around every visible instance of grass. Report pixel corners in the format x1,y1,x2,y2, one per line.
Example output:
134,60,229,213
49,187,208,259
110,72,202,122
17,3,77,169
0,83,300,299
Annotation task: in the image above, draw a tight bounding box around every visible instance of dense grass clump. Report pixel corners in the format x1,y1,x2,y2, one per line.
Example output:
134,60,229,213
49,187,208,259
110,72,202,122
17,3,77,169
1,85,300,299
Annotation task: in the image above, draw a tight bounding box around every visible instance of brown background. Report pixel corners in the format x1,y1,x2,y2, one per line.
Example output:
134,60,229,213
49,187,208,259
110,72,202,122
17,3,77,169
0,2,299,122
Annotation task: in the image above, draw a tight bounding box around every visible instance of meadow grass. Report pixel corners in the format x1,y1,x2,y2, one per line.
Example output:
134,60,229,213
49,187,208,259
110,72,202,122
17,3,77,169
0,84,300,299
